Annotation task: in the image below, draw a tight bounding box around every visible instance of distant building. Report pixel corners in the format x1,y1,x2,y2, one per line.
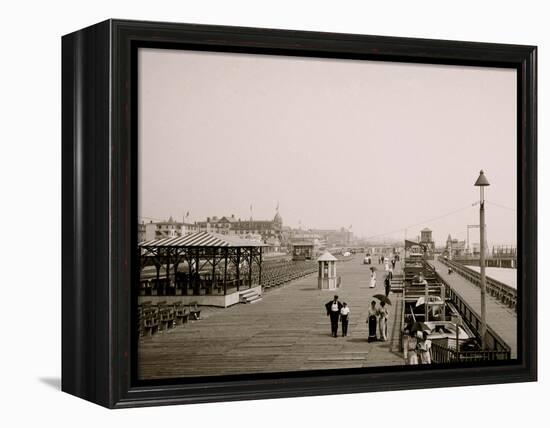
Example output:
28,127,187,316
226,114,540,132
446,234,466,258
155,216,184,239
197,215,238,235
193,210,284,254
231,212,283,242
180,222,199,236
492,245,516,255
197,211,283,243
420,227,435,252
309,227,353,246
138,217,198,242
291,240,318,261
138,221,157,242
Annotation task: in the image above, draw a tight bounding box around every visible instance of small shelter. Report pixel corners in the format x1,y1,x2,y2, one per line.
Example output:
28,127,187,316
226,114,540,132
292,240,315,261
317,250,338,290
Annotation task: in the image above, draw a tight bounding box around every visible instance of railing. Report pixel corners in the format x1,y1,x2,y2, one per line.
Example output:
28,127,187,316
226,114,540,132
451,254,517,269
431,340,510,363
438,257,517,311
438,276,511,354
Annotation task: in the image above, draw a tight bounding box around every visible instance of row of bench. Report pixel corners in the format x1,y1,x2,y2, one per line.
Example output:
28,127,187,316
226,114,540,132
138,301,202,337
252,260,318,289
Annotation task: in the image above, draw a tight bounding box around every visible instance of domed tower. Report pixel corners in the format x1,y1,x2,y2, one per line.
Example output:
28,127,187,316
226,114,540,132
273,206,283,241
273,211,282,226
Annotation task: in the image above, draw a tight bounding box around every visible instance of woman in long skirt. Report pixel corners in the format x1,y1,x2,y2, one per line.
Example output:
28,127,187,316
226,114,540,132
417,331,432,364
369,268,376,288
378,301,389,341
367,301,378,342
403,331,419,365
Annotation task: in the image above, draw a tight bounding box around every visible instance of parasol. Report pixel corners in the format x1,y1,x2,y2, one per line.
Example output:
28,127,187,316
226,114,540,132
372,294,392,305
410,321,431,334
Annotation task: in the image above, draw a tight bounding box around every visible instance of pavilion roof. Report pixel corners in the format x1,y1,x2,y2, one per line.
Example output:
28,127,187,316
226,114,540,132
139,231,266,248
317,251,338,262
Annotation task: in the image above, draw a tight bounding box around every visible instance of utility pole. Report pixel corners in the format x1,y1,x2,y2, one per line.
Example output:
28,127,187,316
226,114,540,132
475,170,490,349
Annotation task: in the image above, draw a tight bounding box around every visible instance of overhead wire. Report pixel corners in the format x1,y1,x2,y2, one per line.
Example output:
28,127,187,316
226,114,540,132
363,201,480,240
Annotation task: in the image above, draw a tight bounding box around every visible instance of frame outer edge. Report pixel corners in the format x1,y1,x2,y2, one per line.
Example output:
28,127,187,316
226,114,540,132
64,19,538,408
525,45,537,381
61,19,113,408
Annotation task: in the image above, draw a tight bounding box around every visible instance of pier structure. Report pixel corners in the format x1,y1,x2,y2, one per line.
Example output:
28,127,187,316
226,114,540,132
137,235,518,379
428,258,517,358
393,237,516,362
451,249,517,268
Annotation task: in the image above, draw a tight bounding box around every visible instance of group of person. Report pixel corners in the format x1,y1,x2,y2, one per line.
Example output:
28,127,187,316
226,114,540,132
325,296,350,337
402,316,433,364
324,295,390,342
378,254,398,267
366,299,389,342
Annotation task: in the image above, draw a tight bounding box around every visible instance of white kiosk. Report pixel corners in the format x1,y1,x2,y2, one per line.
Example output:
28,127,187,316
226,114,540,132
317,251,338,290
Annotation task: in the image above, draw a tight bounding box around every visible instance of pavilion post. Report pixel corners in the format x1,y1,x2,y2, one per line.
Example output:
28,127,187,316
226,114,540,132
155,261,160,296
173,258,179,295
195,248,200,296
223,248,228,296
211,248,216,295
236,247,241,291
258,247,263,287
165,248,170,296
248,248,253,288
186,249,192,296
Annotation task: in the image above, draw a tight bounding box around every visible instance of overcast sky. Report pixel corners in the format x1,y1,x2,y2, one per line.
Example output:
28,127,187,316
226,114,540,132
138,48,517,248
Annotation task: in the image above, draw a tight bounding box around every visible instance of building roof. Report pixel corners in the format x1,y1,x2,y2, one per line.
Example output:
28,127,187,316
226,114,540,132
139,231,266,248
317,251,338,262
421,228,432,232
292,240,315,247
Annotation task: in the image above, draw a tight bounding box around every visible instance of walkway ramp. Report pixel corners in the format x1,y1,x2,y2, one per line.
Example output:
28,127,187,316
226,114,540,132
429,259,517,358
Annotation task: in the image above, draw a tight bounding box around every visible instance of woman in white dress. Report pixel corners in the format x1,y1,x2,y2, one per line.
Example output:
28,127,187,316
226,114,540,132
417,331,432,364
369,268,376,288
378,301,389,341
403,331,419,365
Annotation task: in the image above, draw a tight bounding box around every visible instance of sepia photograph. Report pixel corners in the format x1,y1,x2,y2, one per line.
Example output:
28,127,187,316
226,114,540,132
136,47,518,380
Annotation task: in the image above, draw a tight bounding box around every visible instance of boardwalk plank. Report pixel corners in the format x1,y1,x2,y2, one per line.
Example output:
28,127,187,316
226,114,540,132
138,256,405,379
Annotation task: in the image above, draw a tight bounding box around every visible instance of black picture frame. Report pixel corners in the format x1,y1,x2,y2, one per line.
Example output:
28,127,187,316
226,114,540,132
62,19,537,408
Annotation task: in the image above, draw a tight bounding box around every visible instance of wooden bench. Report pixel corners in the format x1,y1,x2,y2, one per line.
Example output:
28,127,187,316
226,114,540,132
158,303,175,331
174,302,189,325
141,305,159,336
189,302,201,320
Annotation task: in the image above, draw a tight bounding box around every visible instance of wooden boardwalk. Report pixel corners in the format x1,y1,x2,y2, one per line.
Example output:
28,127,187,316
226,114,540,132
429,259,517,358
139,256,405,380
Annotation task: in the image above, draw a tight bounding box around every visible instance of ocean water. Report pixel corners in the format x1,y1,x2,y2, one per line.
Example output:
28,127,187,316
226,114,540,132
468,266,517,289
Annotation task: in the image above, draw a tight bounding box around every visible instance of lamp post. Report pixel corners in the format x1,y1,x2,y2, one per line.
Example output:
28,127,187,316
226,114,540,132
474,170,490,349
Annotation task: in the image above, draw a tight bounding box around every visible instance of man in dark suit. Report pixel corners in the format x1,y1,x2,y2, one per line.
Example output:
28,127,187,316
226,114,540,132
325,295,343,338
384,274,391,297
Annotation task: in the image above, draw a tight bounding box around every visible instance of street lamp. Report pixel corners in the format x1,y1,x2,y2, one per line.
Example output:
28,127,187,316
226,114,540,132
474,169,490,349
